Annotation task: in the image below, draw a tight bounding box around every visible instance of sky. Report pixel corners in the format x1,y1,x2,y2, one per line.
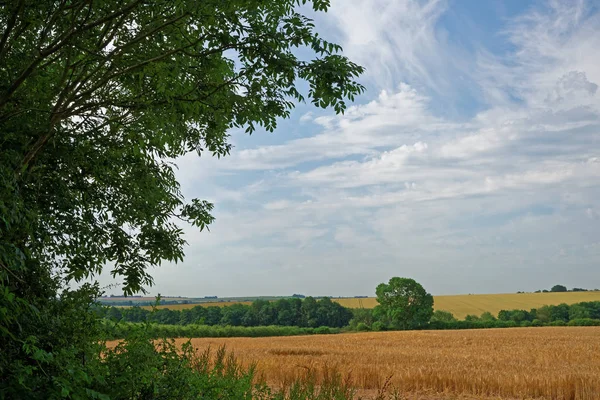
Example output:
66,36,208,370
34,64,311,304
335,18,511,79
103,0,600,297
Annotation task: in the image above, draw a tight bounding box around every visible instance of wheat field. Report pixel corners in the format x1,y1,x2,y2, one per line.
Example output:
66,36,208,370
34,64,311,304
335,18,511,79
135,292,600,319
175,327,600,400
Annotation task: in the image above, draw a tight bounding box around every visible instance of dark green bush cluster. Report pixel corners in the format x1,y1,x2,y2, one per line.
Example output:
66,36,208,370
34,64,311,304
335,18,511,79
430,301,600,329
102,297,353,328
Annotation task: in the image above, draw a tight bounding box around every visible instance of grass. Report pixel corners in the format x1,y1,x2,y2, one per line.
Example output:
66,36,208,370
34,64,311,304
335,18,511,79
130,292,600,319
170,327,600,399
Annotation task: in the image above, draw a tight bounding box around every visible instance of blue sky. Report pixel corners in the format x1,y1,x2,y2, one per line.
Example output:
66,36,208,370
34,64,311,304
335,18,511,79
103,0,600,297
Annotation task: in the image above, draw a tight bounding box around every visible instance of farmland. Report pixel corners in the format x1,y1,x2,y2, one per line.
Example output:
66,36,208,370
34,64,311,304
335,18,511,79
336,291,600,319
173,327,600,399
133,291,600,319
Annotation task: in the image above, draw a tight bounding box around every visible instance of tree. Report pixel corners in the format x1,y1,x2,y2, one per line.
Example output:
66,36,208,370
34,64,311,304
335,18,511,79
479,311,496,322
375,277,434,330
0,1,363,396
551,285,568,292
430,310,456,323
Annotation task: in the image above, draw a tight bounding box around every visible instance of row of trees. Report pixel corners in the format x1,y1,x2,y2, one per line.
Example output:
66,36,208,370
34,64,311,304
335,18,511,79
104,278,600,334
103,297,353,328
532,284,599,293
349,300,600,331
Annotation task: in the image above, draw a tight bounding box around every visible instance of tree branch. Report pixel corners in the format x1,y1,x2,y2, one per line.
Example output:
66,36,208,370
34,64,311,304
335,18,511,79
0,0,25,61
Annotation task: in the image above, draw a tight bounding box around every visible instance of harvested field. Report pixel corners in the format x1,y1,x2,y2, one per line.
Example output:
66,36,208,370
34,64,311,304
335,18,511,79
174,327,600,399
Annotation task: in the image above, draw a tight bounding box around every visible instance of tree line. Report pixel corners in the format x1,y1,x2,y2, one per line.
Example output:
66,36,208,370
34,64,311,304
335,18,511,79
349,300,600,331
102,297,353,328
102,278,600,335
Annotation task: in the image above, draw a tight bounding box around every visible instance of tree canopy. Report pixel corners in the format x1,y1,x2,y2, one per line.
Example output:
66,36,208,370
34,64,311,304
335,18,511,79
0,1,364,396
1,0,364,295
375,277,434,329
551,285,568,293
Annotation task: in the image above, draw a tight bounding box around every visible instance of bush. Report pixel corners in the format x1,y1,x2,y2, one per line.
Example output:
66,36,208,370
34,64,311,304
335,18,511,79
100,324,356,400
371,321,385,331
430,310,457,323
355,322,370,332
315,326,331,335
568,318,600,326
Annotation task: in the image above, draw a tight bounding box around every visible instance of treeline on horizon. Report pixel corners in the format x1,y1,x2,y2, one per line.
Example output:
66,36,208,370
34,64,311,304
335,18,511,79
102,298,600,339
352,301,600,331
101,297,353,328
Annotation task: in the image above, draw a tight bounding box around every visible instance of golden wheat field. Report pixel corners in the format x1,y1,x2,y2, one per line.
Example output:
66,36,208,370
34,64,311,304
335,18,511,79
170,327,600,400
136,292,600,319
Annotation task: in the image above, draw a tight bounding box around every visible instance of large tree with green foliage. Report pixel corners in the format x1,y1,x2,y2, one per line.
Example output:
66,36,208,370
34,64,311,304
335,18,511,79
374,277,434,330
0,0,363,397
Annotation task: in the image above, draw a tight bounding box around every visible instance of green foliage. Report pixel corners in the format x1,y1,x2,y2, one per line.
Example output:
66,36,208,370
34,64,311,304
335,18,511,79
430,310,457,323
371,321,385,332
104,322,340,340
0,0,364,296
479,311,496,322
348,308,374,330
551,285,568,292
102,296,353,328
375,277,434,330
464,314,480,322
355,322,370,332
428,301,600,331
0,1,364,397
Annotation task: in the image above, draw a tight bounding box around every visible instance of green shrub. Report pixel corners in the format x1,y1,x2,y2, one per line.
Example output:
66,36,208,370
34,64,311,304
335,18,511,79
356,322,370,331
549,320,566,326
371,321,385,331
315,326,331,335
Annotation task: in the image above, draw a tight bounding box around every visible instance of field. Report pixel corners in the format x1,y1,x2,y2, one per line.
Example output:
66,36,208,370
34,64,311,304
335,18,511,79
336,292,600,319
134,292,600,319
173,327,600,399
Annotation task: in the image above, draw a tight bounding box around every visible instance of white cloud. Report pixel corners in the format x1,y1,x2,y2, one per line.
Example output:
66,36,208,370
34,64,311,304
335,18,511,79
101,0,600,296
222,84,446,171
324,0,472,95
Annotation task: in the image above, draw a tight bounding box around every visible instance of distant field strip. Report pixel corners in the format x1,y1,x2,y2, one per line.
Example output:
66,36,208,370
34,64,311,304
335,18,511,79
172,327,600,399
135,292,600,319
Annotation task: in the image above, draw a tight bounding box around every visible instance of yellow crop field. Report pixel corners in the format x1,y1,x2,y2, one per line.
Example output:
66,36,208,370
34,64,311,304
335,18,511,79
176,327,600,399
334,291,600,319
